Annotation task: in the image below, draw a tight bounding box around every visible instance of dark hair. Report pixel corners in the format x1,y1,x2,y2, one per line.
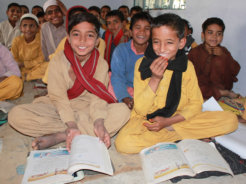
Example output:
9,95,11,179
101,5,111,11
130,6,143,15
106,10,124,22
182,19,193,34
32,5,44,13
152,13,185,39
202,17,225,33
20,5,29,12
68,12,100,36
37,11,45,18
118,5,129,13
130,12,152,30
7,3,21,11
21,17,39,27
68,7,88,20
88,6,100,14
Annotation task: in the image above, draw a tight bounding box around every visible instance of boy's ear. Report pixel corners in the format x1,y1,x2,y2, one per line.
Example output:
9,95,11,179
178,37,186,50
95,37,100,48
201,32,204,42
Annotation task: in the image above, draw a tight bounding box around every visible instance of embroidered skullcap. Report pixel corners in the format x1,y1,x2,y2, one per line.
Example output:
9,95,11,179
20,13,39,25
43,0,58,12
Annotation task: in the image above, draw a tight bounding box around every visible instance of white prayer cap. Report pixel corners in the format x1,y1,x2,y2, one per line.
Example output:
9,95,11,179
20,13,39,25
43,0,58,12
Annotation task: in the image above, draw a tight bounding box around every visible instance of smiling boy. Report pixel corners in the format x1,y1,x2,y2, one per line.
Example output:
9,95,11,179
41,0,66,61
188,17,240,100
11,13,48,81
115,13,237,154
0,3,21,50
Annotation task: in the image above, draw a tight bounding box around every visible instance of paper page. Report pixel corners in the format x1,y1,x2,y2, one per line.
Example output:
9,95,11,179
22,148,72,184
68,135,113,176
202,97,223,112
178,139,233,175
215,123,246,159
140,143,194,184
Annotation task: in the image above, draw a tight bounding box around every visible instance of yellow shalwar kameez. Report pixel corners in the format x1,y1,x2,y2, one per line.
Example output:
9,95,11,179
115,58,238,154
11,32,48,81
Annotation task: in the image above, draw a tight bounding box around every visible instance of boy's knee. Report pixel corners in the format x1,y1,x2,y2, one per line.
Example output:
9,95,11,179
115,133,141,154
8,105,24,129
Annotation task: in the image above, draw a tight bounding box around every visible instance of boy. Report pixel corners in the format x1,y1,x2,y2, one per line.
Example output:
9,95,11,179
31,5,44,16
20,5,29,16
111,12,152,109
41,0,66,61
115,13,237,154
37,12,47,27
0,43,23,101
0,3,21,50
11,13,48,81
88,6,105,37
103,10,128,67
183,19,197,54
188,17,240,100
100,5,111,30
130,6,143,18
9,12,130,151
118,5,130,30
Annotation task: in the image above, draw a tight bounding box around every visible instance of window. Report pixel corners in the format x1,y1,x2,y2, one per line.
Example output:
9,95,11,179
134,0,186,10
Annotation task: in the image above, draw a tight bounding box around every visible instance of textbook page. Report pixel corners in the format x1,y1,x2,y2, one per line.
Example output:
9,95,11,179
22,148,74,184
140,142,194,184
178,139,233,175
68,135,113,176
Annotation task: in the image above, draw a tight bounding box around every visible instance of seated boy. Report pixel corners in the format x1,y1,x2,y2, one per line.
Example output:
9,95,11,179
100,5,111,30
0,43,23,101
9,11,130,151
41,0,66,61
32,5,44,16
111,12,152,109
188,17,240,100
129,6,142,19
115,13,238,154
20,5,29,16
183,19,197,54
0,3,21,50
118,5,130,30
103,10,129,68
11,13,48,81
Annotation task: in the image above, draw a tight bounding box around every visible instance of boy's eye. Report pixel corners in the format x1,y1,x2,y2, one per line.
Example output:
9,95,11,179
217,32,223,36
167,42,173,44
207,31,213,35
72,33,79,37
88,33,95,38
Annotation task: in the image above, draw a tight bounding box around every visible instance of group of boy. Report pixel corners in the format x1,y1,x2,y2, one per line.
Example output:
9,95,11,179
0,1,245,155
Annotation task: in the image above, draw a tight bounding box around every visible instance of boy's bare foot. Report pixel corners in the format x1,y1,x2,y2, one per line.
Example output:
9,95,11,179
32,132,66,150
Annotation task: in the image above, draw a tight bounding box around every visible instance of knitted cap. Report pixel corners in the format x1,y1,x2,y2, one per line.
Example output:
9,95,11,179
43,0,58,12
20,13,39,25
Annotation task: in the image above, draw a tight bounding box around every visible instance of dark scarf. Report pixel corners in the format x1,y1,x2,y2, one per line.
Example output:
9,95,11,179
139,41,188,119
184,35,195,54
64,40,117,103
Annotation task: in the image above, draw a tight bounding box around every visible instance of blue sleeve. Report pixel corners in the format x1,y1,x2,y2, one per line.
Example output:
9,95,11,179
111,45,132,102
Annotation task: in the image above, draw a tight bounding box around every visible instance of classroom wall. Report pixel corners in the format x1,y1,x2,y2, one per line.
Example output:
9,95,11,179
0,0,245,95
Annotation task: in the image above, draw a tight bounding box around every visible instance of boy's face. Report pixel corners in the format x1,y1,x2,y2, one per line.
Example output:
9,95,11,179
6,6,21,23
38,17,46,27
106,16,123,36
100,7,110,20
152,25,186,60
68,21,99,62
21,7,29,16
20,19,39,43
32,7,43,16
131,20,150,46
202,24,223,47
130,10,140,18
45,5,63,27
119,7,129,19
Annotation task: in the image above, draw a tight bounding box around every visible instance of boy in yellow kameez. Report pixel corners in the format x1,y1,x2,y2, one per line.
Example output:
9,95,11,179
11,13,48,81
115,13,238,154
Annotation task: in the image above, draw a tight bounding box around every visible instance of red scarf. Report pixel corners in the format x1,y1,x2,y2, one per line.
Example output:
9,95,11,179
64,39,117,103
104,29,125,66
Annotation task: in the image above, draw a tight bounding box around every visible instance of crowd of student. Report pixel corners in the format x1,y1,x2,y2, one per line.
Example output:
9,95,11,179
0,0,245,154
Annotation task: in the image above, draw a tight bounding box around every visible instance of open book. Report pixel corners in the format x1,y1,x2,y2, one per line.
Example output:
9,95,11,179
22,135,113,184
140,139,233,184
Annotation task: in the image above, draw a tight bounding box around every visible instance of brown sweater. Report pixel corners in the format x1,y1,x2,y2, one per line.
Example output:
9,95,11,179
188,44,240,100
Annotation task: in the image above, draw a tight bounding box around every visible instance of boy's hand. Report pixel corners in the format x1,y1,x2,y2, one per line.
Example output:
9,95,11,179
56,0,67,16
65,121,81,151
150,57,168,80
211,46,224,56
122,97,134,109
94,119,111,148
143,116,172,131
